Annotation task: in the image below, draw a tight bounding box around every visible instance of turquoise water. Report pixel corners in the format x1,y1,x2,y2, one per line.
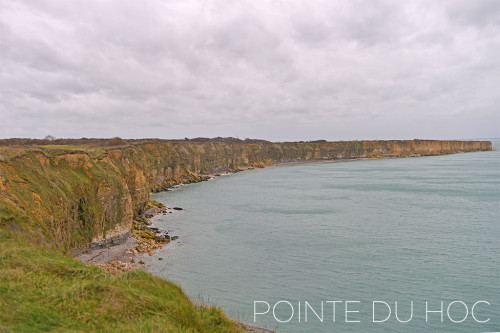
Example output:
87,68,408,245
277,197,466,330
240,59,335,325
145,142,500,332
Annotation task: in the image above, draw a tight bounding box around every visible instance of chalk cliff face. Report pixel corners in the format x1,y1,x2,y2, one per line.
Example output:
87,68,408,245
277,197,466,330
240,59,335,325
0,139,492,251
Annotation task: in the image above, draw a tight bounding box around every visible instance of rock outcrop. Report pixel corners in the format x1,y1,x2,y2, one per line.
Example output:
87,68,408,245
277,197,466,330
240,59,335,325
0,138,492,252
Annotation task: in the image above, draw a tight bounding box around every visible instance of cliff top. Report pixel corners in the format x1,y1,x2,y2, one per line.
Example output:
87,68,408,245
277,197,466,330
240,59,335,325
0,136,491,147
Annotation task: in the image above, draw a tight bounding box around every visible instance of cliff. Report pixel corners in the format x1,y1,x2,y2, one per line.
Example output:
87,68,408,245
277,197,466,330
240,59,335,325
0,138,492,252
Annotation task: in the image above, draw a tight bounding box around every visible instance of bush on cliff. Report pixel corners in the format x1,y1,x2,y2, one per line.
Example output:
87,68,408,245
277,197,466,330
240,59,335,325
107,137,128,146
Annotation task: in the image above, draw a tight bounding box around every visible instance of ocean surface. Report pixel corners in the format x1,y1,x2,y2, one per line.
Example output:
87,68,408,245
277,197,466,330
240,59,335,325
145,141,500,332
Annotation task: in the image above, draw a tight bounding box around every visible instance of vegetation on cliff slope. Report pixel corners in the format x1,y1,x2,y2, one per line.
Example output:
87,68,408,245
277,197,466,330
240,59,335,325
0,229,243,332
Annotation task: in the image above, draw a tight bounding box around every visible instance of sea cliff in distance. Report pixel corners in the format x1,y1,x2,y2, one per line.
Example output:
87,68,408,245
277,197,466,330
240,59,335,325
0,137,491,250
0,137,492,332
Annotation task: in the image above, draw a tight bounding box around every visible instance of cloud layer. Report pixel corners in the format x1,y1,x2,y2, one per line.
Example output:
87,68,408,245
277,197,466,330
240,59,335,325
1,0,499,140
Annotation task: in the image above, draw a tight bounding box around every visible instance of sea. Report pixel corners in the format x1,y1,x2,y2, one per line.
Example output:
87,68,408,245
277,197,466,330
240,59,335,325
144,140,500,332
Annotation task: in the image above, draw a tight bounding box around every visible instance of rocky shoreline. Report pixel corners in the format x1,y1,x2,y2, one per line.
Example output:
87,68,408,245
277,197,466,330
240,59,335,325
75,199,180,272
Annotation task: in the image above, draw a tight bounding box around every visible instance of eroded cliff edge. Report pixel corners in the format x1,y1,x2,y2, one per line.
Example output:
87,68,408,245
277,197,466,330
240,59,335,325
0,138,492,252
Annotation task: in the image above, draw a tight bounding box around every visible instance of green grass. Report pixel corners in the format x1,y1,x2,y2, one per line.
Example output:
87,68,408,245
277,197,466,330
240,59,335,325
0,229,243,332
39,145,86,149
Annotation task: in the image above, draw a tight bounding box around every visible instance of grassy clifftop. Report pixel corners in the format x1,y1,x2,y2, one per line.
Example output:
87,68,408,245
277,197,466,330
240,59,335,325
0,229,242,332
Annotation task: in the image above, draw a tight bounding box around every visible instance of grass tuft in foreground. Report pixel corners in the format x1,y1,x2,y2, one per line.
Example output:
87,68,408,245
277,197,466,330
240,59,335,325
0,229,243,332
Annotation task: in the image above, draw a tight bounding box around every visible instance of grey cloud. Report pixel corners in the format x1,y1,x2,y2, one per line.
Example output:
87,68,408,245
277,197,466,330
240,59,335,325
0,0,498,140
447,0,500,27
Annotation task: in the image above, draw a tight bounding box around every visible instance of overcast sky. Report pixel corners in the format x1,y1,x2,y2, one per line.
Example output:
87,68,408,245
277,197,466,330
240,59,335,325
1,0,499,141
